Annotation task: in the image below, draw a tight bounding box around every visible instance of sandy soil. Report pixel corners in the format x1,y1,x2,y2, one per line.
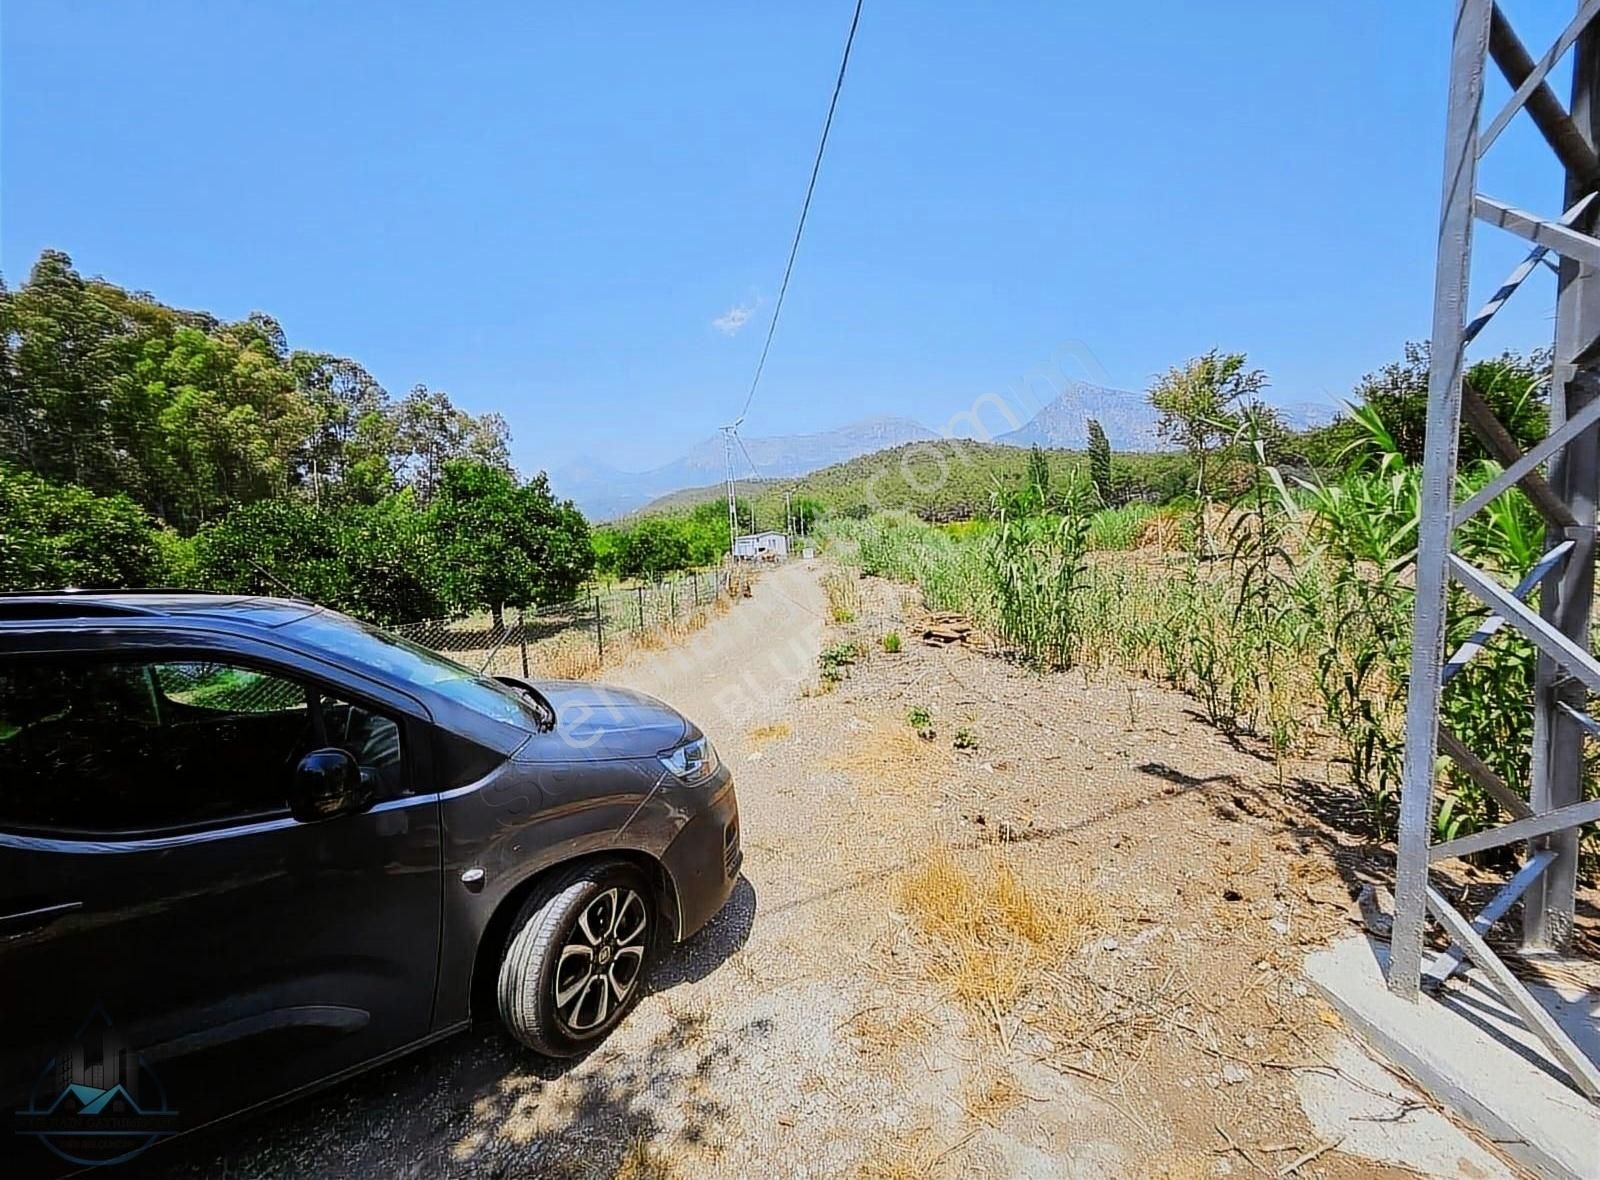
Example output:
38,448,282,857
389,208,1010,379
131,560,1526,1180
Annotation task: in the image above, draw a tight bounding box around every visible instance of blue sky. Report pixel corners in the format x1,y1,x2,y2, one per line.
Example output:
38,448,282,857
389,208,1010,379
0,2,1582,475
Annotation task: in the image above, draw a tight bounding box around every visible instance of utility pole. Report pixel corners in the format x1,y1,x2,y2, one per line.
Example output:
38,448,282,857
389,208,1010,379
785,489,793,540
1388,0,1600,1100
721,425,738,555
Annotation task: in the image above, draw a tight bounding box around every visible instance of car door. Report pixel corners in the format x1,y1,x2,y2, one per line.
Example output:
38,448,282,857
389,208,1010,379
0,639,443,1154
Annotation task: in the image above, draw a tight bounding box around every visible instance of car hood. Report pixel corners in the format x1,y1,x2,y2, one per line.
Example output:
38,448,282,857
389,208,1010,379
527,679,690,761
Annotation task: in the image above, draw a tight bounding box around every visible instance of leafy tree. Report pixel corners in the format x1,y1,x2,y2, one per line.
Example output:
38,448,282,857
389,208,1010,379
620,517,693,580
190,498,353,606
188,495,447,624
2,251,521,531
1296,342,1550,472
0,465,164,589
791,494,824,533
1087,419,1113,506
1148,350,1268,502
395,386,512,501
0,250,134,489
591,527,627,582
333,493,448,624
291,352,394,505
428,461,592,628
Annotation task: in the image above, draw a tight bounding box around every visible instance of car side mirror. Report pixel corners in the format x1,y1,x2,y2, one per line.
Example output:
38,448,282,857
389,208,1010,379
291,748,374,822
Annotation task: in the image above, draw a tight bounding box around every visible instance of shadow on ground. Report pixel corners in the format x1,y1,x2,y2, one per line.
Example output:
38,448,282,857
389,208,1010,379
122,878,757,1180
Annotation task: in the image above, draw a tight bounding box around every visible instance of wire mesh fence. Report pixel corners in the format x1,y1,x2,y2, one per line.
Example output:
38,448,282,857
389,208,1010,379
390,566,747,681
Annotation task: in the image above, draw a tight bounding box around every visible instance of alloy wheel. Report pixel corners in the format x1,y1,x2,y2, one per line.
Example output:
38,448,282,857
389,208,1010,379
551,887,649,1034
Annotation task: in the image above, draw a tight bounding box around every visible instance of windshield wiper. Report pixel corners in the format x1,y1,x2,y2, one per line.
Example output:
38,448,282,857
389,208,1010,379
493,676,556,732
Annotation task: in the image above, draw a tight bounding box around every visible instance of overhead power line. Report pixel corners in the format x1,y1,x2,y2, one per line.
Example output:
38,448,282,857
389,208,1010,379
734,431,764,483
732,0,864,429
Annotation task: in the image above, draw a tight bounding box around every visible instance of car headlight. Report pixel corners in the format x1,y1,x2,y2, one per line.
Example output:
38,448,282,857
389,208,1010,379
658,736,720,785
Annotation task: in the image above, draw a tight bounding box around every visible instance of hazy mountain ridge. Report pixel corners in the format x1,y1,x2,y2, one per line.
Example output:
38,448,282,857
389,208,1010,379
993,381,1162,450
559,387,1328,520
554,416,936,519
989,380,1325,449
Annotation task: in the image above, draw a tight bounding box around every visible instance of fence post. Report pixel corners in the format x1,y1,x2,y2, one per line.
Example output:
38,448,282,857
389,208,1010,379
670,578,677,618
594,594,604,660
636,584,645,632
518,608,530,678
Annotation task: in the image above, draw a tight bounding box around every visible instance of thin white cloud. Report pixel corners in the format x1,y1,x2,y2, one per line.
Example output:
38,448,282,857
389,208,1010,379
712,301,755,335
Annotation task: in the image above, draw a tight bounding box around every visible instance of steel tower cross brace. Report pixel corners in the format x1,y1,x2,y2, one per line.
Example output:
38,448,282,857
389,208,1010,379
1393,0,1600,1100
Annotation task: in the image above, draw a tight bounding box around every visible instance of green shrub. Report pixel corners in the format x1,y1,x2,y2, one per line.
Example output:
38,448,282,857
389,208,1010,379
906,704,935,740
819,641,860,683
882,630,902,653
1087,503,1156,551
0,465,164,590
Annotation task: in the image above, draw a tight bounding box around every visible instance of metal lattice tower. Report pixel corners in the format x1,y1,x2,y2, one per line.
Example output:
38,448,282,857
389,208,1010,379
1393,0,1600,1100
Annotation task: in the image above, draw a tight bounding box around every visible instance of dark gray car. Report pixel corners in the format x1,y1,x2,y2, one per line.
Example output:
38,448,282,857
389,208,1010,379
0,592,740,1171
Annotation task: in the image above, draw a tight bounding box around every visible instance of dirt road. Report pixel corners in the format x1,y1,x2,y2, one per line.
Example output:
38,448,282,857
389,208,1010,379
133,560,1513,1180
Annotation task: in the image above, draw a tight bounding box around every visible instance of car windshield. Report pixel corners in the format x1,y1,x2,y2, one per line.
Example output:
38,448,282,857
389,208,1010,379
288,611,547,729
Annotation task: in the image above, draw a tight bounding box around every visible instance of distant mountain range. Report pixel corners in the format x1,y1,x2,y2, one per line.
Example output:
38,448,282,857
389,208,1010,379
551,416,936,520
992,380,1163,450
553,384,1331,519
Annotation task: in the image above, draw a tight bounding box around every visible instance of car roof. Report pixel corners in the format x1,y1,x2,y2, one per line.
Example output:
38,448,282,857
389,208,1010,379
0,591,538,757
0,590,320,628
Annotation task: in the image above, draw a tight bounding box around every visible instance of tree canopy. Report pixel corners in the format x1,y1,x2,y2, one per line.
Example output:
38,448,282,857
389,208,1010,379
0,250,513,528
0,250,594,623
430,461,592,625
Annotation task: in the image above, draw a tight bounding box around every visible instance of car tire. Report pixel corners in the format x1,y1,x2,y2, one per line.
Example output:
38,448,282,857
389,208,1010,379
496,860,656,1057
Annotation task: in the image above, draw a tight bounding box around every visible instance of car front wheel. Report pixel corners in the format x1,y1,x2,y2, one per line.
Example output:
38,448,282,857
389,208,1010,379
496,860,656,1056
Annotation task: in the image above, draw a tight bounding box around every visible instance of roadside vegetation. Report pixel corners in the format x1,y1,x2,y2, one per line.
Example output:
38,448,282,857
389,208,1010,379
822,346,1592,861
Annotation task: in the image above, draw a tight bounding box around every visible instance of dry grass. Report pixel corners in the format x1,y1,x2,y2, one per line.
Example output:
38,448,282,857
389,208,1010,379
822,569,862,623
960,1067,1028,1128
1134,508,1184,551
537,634,604,680
524,602,728,682
746,721,793,747
897,846,1105,1026
826,720,950,786
612,1135,682,1180
855,1129,975,1180
843,1005,933,1058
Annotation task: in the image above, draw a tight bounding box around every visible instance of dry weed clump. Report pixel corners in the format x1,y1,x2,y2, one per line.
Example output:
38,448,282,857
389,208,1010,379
960,1067,1029,1128
526,602,726,681
1134,508,1184,551
612,1134,682,1180
536,633,604,680
897,846,1105,1027
826,720,951,787
823,568,863,623
746,721,793,747
842,1005,933,1059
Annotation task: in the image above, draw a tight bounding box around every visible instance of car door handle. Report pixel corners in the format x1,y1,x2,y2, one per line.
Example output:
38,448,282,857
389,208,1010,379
0,901,82,937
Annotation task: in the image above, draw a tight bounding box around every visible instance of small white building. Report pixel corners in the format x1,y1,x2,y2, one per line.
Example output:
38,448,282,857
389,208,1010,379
733,531,788,561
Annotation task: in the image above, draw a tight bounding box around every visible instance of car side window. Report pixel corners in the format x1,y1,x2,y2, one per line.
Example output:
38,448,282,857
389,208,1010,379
319,691,406,798
154,661,305,715
0,655,406,836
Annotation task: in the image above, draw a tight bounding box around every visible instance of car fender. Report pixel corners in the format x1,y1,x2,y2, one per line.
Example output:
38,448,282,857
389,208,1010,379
433,755,686,1028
